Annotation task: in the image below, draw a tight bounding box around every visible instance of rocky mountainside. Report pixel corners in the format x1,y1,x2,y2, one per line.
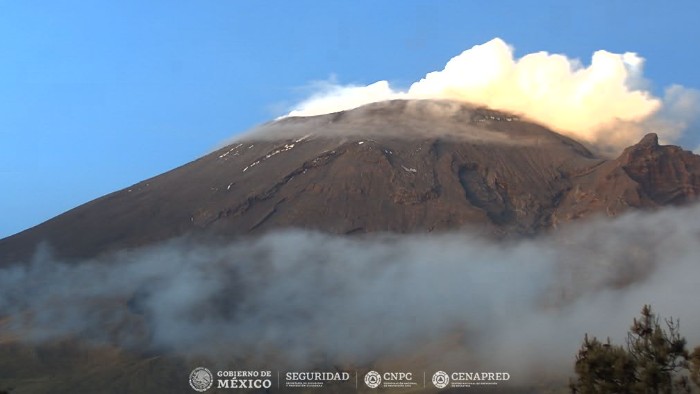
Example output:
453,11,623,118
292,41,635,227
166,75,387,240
1,99,699,264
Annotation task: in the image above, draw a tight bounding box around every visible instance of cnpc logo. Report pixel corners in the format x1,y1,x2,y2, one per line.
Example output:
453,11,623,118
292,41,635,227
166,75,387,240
364,371,381,388
364,370,414,388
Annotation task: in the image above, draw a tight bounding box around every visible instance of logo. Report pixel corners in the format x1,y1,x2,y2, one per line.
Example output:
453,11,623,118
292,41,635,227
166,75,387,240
432,371,449,389
216,370,273,389
189,367,213,392
364,371,416,389
284,371,351,388
364,371,381,388
443,371,511,388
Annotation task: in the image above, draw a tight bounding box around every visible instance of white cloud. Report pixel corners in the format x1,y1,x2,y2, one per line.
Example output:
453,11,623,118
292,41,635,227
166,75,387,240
288,80,401,117
5,205,700,384
287,38,700,152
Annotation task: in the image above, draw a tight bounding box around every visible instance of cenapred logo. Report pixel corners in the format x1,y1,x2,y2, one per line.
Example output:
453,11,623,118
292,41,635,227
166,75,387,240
432,371,449,389
364,371,382,388
189,367,213,392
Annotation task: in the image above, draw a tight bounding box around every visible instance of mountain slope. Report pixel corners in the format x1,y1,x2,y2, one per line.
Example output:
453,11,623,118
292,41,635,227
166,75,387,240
1,99,699,264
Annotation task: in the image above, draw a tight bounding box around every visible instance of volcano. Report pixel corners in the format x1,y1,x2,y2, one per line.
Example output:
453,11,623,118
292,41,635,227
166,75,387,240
3,99,700,394
1,99,700,264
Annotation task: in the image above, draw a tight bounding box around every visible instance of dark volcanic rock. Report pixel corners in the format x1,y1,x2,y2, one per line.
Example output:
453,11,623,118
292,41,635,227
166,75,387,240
619,133,700,205
1,100,699,263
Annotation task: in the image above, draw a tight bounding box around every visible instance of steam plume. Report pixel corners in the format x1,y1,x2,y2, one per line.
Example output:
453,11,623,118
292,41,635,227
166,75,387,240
288,38,700,151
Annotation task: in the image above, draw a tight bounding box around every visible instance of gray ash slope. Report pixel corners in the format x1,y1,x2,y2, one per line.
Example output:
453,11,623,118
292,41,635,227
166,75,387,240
2,99,700,263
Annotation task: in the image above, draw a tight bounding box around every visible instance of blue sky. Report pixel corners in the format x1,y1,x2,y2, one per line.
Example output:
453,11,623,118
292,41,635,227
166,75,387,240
2,1,700,238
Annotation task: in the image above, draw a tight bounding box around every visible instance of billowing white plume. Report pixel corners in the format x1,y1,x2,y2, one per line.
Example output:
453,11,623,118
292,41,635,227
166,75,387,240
288,38,700,151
